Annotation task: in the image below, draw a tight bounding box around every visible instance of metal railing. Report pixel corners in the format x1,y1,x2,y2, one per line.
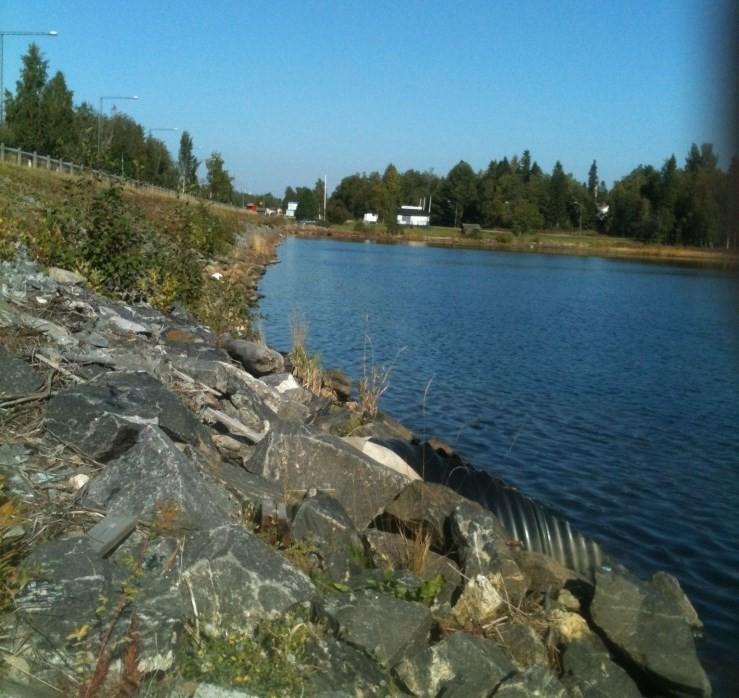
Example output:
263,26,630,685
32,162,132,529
0,143,245,213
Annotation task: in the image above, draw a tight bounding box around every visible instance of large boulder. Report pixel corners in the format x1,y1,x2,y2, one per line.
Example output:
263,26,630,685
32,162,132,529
83,426,237,529
493,666,567,697
321,589,432,669
46,371,212,461
245,422,412,528
394,631,514,697
224,338,284,377
180,524,317,630
590,568,711,697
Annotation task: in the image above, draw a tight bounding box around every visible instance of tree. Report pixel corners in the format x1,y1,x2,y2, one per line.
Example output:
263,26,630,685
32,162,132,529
4,43,49,151
177,131,199,193
587,161,599,198
38,71,76,158
546,161,569,228
313,178,326,219
445,160,479,226
380,163,401,229
295,187,319,220
205,152,234,203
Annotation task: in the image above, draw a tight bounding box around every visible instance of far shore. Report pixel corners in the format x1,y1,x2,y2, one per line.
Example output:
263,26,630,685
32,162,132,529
283,223,739,268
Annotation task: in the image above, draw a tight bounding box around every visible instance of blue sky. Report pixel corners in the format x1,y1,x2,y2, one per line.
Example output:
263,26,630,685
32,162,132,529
2,1,733,195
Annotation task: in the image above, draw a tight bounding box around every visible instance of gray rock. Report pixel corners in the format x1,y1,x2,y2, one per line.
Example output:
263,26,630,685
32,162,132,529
0,347,43,396
650,570,703,631
246,422,411,528
292,492,365,580
561,635,642,698
46,371,213,461
498,623,549,670
380,480,467,548
47,267,85,285
305,636,394,697
493,665,567,697
394,631,515,697
192,686,260,698
363,529,462,606
590,568,711,697
225,338,285,376
450,500,529,602
83,426,237,529
180,524,316,630
322,589,432,669
323,368,352,402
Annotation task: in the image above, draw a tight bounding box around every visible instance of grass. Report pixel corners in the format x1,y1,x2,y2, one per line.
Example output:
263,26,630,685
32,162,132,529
288,310,327,396
299,219,738,266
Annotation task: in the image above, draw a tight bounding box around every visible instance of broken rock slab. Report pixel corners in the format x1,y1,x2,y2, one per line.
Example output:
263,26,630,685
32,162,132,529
322,589,432,669
246,421,411,528
180,524,317,631
46,370,213,461
83,425,237,530
590,568,711,697
394,631,515,697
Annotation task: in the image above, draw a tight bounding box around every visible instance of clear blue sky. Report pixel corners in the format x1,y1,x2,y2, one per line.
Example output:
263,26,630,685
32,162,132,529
2,1,734,195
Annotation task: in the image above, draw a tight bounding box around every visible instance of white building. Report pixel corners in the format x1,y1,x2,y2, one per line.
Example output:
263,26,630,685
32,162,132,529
285,201,298,218
396,205,430,227
363,212,379,224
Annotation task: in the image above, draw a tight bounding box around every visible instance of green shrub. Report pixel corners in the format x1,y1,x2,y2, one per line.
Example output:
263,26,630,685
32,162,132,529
494,230,514,244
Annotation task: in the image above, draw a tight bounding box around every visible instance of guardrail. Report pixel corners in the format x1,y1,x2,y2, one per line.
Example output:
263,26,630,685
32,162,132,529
0,143,245,213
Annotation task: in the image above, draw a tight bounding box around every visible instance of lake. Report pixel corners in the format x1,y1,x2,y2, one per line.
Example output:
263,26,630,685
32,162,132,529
258,236,739,695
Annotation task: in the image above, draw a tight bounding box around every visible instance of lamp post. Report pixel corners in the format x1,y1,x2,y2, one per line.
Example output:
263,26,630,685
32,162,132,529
97,95,139,160
0,30,58,123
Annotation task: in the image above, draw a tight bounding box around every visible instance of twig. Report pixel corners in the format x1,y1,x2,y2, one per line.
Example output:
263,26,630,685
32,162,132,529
0,371,54,408
34,352,83,383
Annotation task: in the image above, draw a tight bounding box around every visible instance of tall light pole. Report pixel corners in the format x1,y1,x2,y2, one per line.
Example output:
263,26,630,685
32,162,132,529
97,95,139,160
0,30,58,124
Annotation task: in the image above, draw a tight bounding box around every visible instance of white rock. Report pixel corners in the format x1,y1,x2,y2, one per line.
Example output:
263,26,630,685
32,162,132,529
68,473,90,490
343,436,421,481
47,267,86,285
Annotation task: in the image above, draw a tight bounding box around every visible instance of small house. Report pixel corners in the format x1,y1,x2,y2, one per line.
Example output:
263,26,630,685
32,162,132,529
363,212,379,224
285,201,298,218
396,205,430,227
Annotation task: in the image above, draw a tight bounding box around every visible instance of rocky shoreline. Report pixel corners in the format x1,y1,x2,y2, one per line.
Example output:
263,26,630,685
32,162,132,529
0,239,712,697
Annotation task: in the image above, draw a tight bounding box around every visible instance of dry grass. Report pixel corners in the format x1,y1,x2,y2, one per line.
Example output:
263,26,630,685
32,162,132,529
396,525,434,578
289,310,325,395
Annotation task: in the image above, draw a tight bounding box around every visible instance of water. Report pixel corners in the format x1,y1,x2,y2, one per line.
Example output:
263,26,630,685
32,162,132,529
258,236,739,695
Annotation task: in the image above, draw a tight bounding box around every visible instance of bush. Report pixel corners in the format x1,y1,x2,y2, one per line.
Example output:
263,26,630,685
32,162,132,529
494,230,514,244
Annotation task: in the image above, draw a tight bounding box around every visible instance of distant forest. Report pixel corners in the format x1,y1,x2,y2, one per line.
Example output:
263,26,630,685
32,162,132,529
2,44,736,249
292,145,737,249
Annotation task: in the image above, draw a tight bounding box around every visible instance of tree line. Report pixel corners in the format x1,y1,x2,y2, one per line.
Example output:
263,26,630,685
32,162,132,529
307,146,736,248
0,43,261,206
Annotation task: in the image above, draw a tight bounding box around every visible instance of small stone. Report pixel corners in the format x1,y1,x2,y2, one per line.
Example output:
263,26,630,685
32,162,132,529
68,473,90,491
558,588,581,612
47,267,86,285
452,574,504,627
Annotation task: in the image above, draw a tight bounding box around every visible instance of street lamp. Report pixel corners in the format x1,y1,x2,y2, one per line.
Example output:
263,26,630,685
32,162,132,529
0,30,58,123
97,95,139,159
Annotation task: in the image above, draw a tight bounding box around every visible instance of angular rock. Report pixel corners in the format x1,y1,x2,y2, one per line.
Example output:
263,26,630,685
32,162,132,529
394,631,515,697
305,636,394,697
246,422,411,528
513,550,581,596
561,635,642,698
47,267,85,285
83,426,237,529
380,480,467,548
180,524,316,630
498,623,549,670
452,573,505,627
450,500,529,602
292,492,365,580
0,347,43,396
493,665,567,697
225,338,284,376
46,371,212,461
363,530,462,606
344,437,421,482
322,589,432,668
590,568,711,697
650,570,703,631
322,368,352,402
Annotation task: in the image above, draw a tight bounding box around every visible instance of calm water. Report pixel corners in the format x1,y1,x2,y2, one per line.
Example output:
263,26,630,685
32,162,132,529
258,237,739,694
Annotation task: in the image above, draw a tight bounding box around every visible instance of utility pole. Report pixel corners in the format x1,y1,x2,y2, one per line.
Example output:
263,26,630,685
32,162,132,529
323,174,327,220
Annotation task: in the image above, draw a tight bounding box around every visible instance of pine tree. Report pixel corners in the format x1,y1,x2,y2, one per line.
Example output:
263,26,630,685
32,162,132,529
40,71,76,158
588,160,599,198
4,43,49,151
